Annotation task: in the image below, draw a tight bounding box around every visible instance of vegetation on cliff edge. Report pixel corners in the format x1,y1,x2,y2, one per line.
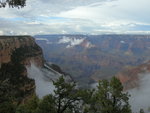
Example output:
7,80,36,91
1,75,145,113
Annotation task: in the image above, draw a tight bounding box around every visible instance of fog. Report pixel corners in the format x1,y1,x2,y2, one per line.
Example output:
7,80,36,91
91,73,150,113
26,63,60,98
26,63,150,112
129,73,150,113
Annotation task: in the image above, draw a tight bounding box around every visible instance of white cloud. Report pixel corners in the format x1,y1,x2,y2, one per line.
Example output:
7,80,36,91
129,73,150,112
58,36,84,48
0,31,3,35
0,0,150,35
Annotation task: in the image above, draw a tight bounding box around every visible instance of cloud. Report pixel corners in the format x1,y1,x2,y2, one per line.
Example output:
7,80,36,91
58,36,84,48
0,0,150,35
129,73,150,112
26,63,55,98
0,30,3,35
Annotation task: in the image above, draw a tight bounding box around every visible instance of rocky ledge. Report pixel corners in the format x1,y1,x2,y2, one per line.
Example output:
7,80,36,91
0,36,44,103
0,36,44,68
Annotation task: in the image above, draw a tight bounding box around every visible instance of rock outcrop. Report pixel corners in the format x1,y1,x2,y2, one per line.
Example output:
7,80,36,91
0,36,44,68
0,36,44,103
117,61,150,90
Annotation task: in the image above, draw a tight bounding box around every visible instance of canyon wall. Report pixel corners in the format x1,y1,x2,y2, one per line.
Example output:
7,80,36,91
35,34,150,87
0,36,44,68
117,60,150,90
0,36,44,103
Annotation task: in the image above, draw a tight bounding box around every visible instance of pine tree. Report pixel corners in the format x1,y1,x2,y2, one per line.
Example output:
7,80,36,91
36,95,56,113
139,109,145,113
16,95,39,113
0,0,26,8
82,77,132,113
53,76,82,113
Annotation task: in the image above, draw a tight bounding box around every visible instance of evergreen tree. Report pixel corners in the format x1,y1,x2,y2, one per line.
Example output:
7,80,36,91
0,0,26,8
82,77,132,113
0,79,16,113
36,95,56,113
53,76,82,113
16,95,39,113
139,109,145,113
97,77,131,113
1,75,142,113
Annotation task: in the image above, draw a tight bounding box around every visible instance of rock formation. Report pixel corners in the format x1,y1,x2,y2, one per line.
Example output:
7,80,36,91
35,34,150,87
117,60,150,90
0,36,44,68
0,36,44,103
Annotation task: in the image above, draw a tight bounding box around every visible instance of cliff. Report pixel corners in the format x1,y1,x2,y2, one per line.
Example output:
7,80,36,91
0,36,44,103
35,34,150,88
117,60,150,90
0,36,44,68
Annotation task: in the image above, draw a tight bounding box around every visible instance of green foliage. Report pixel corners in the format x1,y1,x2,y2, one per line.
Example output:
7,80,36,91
36,95,56,113
16,95,39,113
0,79,13,103
0,101,16,113
0,62,34,104
139,109,145,113
0,78,16,113
11,46,41,63
82,77,132,113
0,73,141,113
0,0,26,8
53,76,82,113
78,89,96,113
0,46,36,113
15,76,82,113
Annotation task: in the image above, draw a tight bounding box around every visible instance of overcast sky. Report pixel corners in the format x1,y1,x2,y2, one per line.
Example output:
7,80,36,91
0,0,150,35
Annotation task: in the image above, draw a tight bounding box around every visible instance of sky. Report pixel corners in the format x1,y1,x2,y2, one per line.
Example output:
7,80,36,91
0,0,150,35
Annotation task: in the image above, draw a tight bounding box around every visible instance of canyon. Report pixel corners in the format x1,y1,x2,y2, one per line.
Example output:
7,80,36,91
34,34,150,112
0,36,70,102
1,35,150,112
35,34,150,87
